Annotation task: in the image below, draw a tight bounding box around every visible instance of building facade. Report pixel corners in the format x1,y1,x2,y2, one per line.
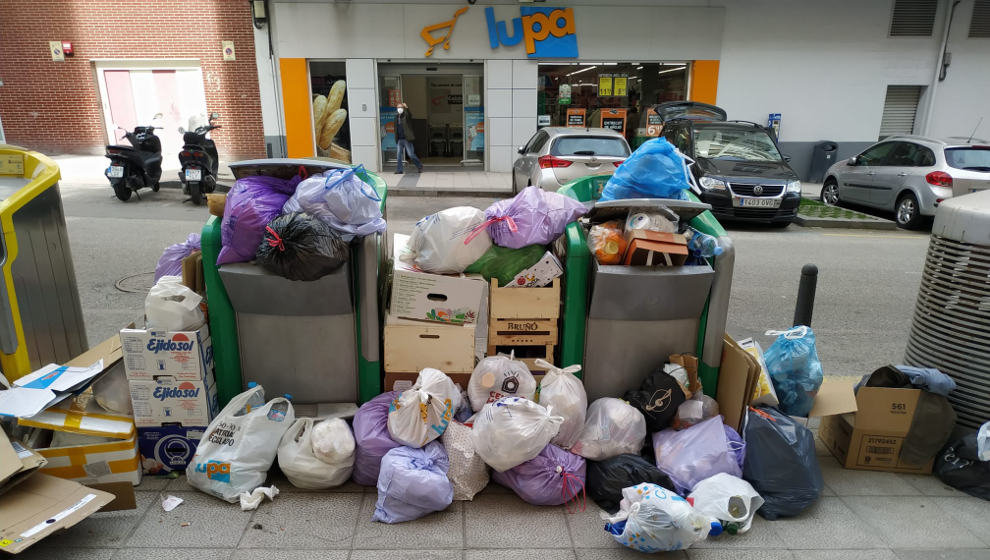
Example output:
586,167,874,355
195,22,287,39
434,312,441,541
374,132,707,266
0,0,267,160
256,0,990,178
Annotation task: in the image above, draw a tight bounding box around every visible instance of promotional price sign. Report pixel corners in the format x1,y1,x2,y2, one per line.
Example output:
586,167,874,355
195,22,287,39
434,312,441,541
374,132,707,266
566,108,586,128
600,108,627,135
614,76,627,97
645,107,663,137
598,75,613,96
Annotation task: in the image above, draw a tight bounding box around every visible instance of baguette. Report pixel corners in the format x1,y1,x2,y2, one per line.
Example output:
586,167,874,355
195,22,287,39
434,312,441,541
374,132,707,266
312,94,329,131
318,108,347,150
327,80,346,114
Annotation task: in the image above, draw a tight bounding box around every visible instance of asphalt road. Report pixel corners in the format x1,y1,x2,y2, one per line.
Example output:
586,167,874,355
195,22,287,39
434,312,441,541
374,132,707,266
61,183,930,378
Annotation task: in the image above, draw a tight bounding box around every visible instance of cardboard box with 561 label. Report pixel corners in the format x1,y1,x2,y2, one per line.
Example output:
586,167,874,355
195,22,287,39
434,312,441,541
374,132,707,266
120,325,214,381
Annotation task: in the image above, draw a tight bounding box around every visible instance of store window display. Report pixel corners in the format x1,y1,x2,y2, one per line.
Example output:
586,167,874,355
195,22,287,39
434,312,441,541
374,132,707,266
309,61,352,163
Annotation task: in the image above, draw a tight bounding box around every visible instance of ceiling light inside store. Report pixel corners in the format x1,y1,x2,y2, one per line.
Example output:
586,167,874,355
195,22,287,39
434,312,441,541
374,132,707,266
636,66,643,70
567,66,596,76
658,66,686,75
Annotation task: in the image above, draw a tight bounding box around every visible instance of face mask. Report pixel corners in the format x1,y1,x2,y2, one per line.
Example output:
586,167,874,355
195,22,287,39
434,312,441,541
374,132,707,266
397,108,404,114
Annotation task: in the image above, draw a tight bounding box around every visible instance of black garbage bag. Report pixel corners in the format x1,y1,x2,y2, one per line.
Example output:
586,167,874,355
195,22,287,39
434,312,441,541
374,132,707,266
587,454,674,514
623,369,686,432
742,406,823,520
256,212,349,281
934,431,990,500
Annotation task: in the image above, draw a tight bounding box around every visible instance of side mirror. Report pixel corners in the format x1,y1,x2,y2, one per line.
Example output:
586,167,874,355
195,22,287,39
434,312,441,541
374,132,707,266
153,112,163,120
210,112,220,119
782,154,792,163
517,146,526,154
849,155,860,166
178,127,185,134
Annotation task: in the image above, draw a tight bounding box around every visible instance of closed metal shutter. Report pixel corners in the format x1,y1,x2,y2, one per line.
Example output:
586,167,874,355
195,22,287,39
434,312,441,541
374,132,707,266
890,0,938,36
970,0,990,38
879,85,922,140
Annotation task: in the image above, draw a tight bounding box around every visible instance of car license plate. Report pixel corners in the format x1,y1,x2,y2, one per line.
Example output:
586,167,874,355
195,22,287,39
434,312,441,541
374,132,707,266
185,168,202,181
735,197,781,208
108,166,124,178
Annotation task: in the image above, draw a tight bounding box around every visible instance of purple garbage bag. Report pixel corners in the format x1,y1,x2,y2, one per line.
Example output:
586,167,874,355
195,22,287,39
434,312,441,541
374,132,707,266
352,391,401,486
652,416,744,495
155,233,201,281
217,174,302,266
491,444,586,507
373,441,453,523
484,186,587,249
725,423,746,472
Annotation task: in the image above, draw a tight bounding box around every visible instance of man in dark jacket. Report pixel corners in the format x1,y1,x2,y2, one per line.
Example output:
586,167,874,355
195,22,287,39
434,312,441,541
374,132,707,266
395,102,423,174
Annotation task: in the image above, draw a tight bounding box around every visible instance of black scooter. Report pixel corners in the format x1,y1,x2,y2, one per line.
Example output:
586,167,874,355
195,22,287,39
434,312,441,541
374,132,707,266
104,122,162,201
178,113,221,205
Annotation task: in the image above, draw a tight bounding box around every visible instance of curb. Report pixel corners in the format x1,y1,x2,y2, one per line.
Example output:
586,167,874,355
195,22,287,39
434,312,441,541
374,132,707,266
794,214,897,230
387,188,512,198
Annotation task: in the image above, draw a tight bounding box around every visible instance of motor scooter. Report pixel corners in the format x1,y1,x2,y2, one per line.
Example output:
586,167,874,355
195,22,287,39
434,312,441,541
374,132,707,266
178,112,221,205
104,117,163,201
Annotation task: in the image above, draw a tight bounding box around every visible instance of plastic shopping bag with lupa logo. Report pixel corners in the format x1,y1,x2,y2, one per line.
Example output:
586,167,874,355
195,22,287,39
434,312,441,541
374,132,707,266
386,368,462,448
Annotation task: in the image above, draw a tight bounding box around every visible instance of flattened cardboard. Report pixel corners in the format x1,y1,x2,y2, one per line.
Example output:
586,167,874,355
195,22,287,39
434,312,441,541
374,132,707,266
715,335,759,433
0,473,114,554
0,434,47,495
88,481,137,512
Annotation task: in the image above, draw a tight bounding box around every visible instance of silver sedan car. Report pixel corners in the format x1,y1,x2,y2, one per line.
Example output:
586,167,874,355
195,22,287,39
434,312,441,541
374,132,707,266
512,127,630,192
821,135,990,228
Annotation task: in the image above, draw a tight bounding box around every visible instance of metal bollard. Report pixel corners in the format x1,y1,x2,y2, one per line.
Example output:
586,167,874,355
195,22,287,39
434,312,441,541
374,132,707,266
793,264,818,327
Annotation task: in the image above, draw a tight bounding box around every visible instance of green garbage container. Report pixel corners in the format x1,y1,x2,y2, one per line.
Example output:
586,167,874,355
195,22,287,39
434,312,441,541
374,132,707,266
556,174,733,399
201,158,387,407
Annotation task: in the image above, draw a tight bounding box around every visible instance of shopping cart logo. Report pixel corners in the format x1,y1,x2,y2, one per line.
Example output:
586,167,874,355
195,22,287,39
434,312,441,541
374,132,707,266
485,6,578,59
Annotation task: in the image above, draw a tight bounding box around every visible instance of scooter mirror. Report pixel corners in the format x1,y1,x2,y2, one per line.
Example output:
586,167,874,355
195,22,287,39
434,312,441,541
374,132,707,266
178,127,185,134
210,112,220,119
153,112,163,120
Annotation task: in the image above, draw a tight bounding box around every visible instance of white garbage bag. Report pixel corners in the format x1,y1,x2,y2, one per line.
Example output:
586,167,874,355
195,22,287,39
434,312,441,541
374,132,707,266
440,420,490,500
687,473,764,535
571,398,647,461
400,206,491,273
145,275,204,331
534,359,587,449
468,354,536,412
277,418,354,490
605,482,720,552
472,397,563,472
186,385,295,502
387,368,462,448
311,417,357,466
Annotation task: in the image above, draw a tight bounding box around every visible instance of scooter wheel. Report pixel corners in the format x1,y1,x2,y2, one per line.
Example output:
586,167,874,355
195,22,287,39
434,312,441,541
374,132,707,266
189,182,203,206
151,181,160,192
113,184,132,201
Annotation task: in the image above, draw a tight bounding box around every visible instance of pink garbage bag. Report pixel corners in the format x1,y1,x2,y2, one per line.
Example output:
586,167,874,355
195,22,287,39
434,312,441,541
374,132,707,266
484,186,587,249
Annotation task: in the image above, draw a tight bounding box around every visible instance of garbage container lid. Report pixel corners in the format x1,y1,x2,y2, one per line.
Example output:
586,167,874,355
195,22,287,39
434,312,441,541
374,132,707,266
589,198,712,224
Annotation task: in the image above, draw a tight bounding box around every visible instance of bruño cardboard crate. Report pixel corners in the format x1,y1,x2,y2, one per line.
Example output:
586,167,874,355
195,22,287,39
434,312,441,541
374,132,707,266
384,314,476,374
489,278,560,321
489,318,559,346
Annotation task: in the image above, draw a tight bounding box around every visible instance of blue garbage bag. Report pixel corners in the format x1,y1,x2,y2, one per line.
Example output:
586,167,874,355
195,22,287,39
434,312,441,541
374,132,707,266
600,138,692,202
763,326,824,417
742,406,823,520
373,441,453,524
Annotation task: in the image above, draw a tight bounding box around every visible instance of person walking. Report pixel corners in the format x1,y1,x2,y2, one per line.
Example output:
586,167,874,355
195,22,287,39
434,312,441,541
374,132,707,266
395,102,423,174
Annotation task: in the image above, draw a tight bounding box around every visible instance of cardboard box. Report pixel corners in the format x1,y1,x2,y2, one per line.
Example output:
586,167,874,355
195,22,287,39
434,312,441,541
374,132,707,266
120,324,214,381
622,231,688,266
384,314,477,374
17,396,142,486
819,386,935,474
128,371,219,428
390,233,487,325
137,425,206,475
508,251,564,288
0,433,114,555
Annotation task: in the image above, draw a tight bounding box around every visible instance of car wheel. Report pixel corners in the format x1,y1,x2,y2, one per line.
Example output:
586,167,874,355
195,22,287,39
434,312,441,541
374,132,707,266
511,175,518,195
895,192,922,229
821,179,839,206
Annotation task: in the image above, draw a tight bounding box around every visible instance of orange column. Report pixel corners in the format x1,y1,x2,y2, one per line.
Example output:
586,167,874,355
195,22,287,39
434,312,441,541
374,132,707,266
279,58,314,158
689,60,720,105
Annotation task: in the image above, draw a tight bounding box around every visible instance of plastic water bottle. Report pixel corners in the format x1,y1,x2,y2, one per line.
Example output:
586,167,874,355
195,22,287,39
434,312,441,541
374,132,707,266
687,228,723,258
241,381,266,414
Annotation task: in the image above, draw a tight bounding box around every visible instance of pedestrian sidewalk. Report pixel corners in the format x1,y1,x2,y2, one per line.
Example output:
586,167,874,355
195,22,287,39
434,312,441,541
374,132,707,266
384,168,512,196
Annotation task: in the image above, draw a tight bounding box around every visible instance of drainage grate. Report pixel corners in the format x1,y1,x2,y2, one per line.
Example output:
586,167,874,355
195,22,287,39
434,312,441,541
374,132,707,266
115,272,155,293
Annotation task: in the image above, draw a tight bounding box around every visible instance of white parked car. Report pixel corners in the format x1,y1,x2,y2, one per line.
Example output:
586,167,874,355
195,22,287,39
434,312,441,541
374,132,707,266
512,127,630,192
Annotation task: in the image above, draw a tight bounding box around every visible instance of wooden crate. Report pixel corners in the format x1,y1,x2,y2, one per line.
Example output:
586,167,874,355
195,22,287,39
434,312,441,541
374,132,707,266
489,318,558,346
487,344,554,373
385,315,476,374
489,278,560,320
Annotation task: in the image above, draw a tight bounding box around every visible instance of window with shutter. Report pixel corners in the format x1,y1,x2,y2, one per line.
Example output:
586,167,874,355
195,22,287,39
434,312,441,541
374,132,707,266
970,0,990,37
879,85,923,140
890,0,938,36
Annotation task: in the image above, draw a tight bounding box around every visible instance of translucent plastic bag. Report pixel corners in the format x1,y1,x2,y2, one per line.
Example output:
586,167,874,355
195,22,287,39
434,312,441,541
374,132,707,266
401,206,491,273
218,174,301,265
256,212,349,281
472,397,563,472
467,354,536,412
387,368,462,448
979,421,990,461
571,398,647,461
604,483,720,552
464,244,545,286
282,166,386,239
601,138,693,202
483,186,588,249
491,444,586,507
155,233,201,282
688,473,764,535
653,416,744,495
277,418,354,489
672,392,719,431
311,418,357,466
145,276,204,331
92,364,131,415
187,385,295,502
373,442,453,523
534,359,587,449
352,391,401,486
440,420,489,501
587,220,626,265
764,326,824,417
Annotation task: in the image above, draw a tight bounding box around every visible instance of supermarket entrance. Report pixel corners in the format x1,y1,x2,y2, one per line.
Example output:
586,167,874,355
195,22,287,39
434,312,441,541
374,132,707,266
378,63,484,169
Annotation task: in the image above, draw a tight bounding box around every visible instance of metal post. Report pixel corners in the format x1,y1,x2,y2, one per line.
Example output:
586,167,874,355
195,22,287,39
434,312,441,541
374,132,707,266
794,264,818,327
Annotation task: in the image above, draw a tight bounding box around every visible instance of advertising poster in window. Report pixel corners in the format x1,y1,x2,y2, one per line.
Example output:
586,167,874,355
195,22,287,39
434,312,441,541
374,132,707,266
309,61,351,163
465,108,485,152
646,107,663,137
600,108,627,135
598,75,613,96
381,108,397,152
614,76,627,97
566,108,586,128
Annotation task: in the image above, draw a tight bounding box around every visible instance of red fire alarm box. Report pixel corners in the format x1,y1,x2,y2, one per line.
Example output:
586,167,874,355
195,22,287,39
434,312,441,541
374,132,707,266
61,41,73,56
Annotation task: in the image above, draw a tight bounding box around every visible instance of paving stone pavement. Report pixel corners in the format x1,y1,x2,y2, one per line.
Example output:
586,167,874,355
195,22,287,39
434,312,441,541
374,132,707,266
14,434,990,560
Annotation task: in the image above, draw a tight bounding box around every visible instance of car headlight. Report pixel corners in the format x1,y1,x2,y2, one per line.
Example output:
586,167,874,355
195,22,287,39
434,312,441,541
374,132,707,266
786,180,802,194
699,176,728,191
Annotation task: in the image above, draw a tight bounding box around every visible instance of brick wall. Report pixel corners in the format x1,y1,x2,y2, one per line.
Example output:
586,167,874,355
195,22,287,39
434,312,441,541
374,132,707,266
0,0,266,159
